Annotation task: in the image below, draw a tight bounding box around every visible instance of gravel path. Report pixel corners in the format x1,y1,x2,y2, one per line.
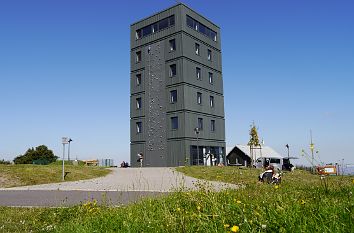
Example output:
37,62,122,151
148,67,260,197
2,167,237,192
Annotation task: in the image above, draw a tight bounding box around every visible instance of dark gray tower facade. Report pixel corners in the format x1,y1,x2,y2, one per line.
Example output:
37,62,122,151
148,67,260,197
130,3,225,167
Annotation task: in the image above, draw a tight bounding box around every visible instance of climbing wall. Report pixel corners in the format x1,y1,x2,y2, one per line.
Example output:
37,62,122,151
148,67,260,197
145,42,167,166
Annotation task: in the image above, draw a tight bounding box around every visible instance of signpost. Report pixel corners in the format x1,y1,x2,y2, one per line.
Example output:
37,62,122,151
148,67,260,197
62,137,69,181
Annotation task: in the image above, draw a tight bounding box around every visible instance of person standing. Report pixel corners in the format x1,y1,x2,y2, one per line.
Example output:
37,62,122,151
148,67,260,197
137,153,144,167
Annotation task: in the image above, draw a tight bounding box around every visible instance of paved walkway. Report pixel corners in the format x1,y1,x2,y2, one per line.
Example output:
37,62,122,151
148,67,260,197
0,168,237,207
2,167,237,192
0,190,167,207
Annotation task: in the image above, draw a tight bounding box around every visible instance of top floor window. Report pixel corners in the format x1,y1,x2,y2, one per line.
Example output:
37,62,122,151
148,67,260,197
186,15,217,42
136,15,175,39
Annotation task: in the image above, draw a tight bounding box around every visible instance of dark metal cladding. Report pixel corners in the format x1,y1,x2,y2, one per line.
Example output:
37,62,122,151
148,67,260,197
130,3,226,167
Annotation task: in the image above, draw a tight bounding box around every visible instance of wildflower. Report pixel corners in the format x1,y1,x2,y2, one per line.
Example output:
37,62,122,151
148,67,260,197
177,207,181,212
197,206,201,211
274,185,279,189
234,199,242,204
301,200,306,205
261,224,267,229
230,225,239,232
224,224,230,228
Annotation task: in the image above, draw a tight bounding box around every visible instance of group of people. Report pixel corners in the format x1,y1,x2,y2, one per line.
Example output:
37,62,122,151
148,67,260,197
120,161,129,168
258,165,282,184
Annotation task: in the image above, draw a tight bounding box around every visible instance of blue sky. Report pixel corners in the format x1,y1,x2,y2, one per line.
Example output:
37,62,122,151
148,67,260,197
0,0,353,166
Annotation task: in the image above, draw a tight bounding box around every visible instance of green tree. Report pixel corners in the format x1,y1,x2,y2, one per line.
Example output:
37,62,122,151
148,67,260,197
247,122,260,147
248,122,260,166
13,145,58,164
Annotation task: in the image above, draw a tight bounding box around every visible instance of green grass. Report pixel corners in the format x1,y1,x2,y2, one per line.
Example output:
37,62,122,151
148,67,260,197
0,164,111,188
0,167,353,232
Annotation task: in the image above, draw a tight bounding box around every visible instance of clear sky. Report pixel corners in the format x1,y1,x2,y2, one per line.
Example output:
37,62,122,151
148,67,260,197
0,0,353,166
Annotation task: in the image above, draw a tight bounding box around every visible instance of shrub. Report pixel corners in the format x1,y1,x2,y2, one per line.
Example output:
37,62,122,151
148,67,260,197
0,159,11,165
13,145,58,164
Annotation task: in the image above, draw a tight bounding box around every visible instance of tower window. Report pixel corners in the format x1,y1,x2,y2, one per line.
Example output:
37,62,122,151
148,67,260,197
135,51,141,63
196,67,201,80
198,118,203,130
210,96,214,108
211,120,215,132
170,90,177,103
136,74,142,86
136,15,175,39
171,117,178,129
207,49,212,61
136,122,142,133
209,72,213,84
197,92,202,105
136,29,142,39
169,39,176,51
169,64,176,77
136,97,142,109
186,15,217,42
195,43,200,55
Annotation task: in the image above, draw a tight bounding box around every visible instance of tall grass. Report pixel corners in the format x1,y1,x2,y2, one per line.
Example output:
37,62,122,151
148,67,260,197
0,167,353,232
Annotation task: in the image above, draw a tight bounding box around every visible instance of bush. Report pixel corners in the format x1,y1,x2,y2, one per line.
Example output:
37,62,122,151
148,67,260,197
13,145,58,164
0,159,11,165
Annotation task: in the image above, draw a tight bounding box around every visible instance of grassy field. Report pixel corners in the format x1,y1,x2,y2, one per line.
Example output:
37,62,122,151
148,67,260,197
0,167,353,232
0,163,111,188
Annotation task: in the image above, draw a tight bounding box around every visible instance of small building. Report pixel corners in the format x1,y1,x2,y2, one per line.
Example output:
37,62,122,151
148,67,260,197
226,146,251,166
226,145,284,169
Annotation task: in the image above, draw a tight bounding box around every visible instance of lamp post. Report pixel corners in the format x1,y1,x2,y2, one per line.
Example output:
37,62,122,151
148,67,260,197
68,138,73,161
194,127,200,165
61,137,69,181
285,144,289,159
310,130,315,173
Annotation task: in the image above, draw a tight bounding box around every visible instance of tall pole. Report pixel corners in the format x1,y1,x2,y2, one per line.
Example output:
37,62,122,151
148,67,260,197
286,144,289,159
195,127,200,166
197,132,199,166
62,137,69,181
62,143,65,181
310,130,314,173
